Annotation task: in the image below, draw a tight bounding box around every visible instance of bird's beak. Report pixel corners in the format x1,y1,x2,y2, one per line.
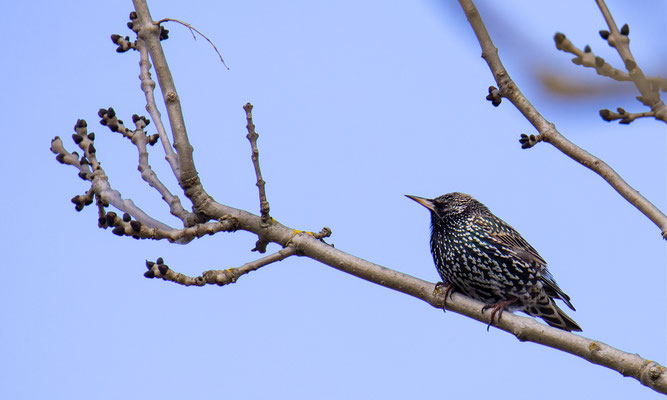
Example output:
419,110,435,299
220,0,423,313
405,195,435,212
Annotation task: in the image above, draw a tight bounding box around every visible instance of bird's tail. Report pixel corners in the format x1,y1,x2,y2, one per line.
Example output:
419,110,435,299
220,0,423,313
524,293,582,332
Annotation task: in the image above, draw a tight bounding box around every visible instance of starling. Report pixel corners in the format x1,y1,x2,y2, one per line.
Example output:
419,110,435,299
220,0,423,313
406,192,581,332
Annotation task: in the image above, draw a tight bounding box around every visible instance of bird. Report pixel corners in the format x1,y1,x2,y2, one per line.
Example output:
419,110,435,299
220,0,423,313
406,192,581,332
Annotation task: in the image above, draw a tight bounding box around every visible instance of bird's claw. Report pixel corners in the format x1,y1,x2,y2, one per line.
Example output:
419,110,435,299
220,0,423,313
481,298,517,332
434,282,455,312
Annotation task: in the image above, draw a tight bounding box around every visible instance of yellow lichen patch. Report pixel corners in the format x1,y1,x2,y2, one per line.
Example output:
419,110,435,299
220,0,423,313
589,342,602,352
432,282,447,297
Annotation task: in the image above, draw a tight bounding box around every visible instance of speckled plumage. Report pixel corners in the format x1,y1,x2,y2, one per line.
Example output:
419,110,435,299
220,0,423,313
407,192,581,332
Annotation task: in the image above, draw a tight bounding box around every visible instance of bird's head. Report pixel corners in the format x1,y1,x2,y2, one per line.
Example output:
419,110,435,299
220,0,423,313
405,192,480,220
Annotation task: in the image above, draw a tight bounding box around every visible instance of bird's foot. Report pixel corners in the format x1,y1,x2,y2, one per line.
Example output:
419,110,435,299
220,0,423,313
433,282,455,312
481,298,518,331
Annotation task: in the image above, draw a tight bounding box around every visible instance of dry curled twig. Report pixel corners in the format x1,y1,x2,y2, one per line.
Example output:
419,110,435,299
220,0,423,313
156,18,229,70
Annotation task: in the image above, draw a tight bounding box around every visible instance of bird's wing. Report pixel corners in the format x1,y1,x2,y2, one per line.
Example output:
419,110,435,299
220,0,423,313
473,214,546,264
473,214,576,311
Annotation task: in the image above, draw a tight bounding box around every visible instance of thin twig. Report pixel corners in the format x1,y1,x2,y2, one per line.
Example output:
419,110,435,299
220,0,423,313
600,108,656,124
554,33,630,82
157,18,229,70
137,38,181,177
133,2,212,211
51,130,237,244
102,211,238,243
99,108,192,223
594,0,667,122
51,130,173,232
457,0,667,239
145,246,297,286
244,103,271,225
552,33,667,92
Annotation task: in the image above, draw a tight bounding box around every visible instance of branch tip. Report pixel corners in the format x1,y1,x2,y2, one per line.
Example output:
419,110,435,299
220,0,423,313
244,103,272,224
553,32,566,48
145,247,298,287
485,85,502,107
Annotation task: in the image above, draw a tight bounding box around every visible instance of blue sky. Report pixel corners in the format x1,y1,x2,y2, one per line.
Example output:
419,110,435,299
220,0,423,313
1,1,665,399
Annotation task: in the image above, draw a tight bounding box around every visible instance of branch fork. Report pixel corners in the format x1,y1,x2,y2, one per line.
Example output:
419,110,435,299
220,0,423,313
466,0,667,238
554,1,667,123
50,1,667,395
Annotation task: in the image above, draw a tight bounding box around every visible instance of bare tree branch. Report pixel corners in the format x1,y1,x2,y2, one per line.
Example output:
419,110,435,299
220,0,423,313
132,1,211,213
553,1,667,123
554,33,631,82
594,0,667,122
98,108,193,223
144,246,297,286
50,0,667,395
244,103,271,225
51,130,173,232
51,121,238,244
458,0,667,239
294,233,667,394
137,38,182,178
599,108,656,124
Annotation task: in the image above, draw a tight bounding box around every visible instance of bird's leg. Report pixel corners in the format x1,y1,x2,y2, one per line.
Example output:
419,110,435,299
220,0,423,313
433,282,455,312
481,297,518,331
